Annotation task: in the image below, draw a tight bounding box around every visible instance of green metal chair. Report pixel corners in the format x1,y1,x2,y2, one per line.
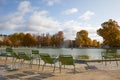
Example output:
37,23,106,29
39,53,57,72
3,47,20,70
17,52,33,68
59,55,75,73
4,47,14,66
11,52,28,69
101,49,118,66
32,50,40,69
10,52,20,69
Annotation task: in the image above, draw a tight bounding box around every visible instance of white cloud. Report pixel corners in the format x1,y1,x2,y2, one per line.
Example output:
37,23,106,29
0,1,31,31
0,12,25,30
0,1,61,34
25,10,61,33
0,1,102,42
18,1,32,14
63,8,78,15
62,21,102,42
62,20,82,40
79,11,95,20
79,25,103,42
42,0,60,6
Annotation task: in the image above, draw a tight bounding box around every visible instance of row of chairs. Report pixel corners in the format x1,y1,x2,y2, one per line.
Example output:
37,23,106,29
1,47,75,73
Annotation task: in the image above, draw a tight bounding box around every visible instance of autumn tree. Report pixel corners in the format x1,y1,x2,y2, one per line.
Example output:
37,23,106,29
97,19,120,47
36,35,41,47
9,33,20,47
76,30,92,47
23,33,37,47
97,41,100,47
51,34,57,47
92,40,100,47
40,34,46,47
40,34,51,47
0,40,2,46
4,39,12,46
2,31,65,47
57,31,64,47
18,32,25,46
45,34,51,46
51,31,64,47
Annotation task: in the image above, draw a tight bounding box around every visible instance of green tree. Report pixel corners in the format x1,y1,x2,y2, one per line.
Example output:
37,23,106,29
97,19,120,47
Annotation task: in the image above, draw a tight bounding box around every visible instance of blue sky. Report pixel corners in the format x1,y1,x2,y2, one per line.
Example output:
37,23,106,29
0,0,120,42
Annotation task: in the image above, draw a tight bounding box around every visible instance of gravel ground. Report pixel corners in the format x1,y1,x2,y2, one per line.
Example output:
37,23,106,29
0,57,120,80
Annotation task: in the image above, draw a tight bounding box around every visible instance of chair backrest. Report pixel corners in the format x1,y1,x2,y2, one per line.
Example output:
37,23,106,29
40,53,54,64
106,49,117,56
6,47,13,53
32,50,39,54
5,47,14,57
12,52,19,59
18,52,30,60
59,55,74,65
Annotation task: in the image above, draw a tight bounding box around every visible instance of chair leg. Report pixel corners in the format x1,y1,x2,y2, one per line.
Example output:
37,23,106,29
105,59,107,66
60,65,62,73
5,56,8,67
59,62,61,73
12,58,17,69
38,59,40,70
110,58,111,64
21,60,25,68
14,59,18,69
115,58,118,66
102,57,103,64
64,65,65,69
53,64,55,72
19,59,23,68
12,57,15,68
74,65,75,73
29,60,33,69
42,63,46,71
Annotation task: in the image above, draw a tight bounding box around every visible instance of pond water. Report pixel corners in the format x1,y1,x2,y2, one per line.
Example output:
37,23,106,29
0,48,120,60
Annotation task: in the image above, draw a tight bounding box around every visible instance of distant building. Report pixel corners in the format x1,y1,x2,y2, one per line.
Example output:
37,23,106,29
63,40,76,48
63,40,71,48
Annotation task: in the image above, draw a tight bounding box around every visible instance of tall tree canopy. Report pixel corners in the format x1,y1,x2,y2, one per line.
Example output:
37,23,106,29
97,19,120,47
23,33,37,47
76,30,92,47
9,33,20,47
2,31,64,47
51,31,64,47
